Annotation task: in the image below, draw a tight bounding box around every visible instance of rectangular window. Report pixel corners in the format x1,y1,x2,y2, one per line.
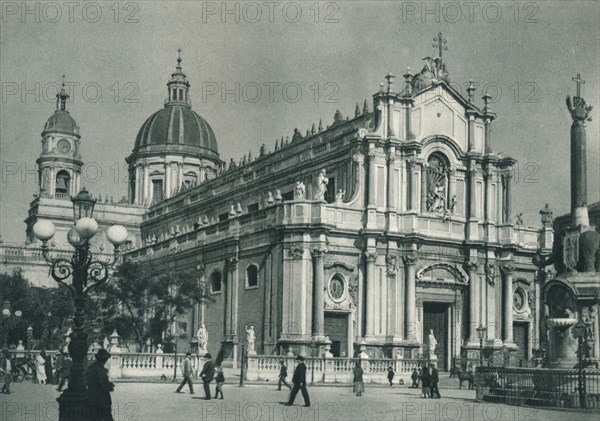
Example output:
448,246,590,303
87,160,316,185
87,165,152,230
219,212,228,222
152,179,163,203
247,203,259,212
456,180,465,215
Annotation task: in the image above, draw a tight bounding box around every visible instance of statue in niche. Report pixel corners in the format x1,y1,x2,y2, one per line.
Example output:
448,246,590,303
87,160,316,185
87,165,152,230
426,154,449,214
428,330,438,356
547,285,576,318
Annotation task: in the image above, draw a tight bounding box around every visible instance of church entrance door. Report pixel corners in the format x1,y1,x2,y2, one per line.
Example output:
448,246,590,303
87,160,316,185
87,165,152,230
324,312,348,357
513,322,528,366
423,302,449,370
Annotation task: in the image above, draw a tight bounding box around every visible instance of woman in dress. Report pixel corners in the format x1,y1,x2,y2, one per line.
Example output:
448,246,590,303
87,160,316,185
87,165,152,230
36,351,47,384
353,361,364,397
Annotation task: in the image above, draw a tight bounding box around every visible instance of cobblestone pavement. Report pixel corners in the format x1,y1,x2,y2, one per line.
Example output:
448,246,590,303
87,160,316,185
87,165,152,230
1,378,591,421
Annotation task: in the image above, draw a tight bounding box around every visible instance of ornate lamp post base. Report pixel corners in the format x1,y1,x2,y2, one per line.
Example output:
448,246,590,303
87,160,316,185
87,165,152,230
57,390,89,421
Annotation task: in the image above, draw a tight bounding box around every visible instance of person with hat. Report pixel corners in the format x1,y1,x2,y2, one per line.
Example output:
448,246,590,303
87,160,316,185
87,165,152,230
86,348,115,421
286,355,310,407
199,353,215,400
175,352,194,394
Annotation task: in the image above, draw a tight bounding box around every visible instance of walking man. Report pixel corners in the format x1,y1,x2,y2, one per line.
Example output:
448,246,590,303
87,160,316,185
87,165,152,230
56,352,72,392
86,349,115,421
214,364,225,399
286,355,310,407
1,348,13,394
387,365,395,387
175,352,194,394
199,353,215,400
411,368,419,388
277,360,291,390
430,365,441,398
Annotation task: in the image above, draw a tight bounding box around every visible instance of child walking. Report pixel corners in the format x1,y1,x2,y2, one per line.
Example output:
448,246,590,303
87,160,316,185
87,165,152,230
214,365,225,399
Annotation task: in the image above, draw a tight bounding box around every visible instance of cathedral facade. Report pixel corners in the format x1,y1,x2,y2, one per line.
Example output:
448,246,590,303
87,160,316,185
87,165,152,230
3,40,549,368
124,49,545,368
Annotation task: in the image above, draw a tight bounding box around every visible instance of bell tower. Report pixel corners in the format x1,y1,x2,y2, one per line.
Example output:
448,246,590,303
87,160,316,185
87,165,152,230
37,76,83,198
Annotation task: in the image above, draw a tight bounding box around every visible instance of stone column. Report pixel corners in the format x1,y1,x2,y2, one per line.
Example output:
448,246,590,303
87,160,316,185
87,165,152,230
420,162,428,212
143,163,150,204
164,162,171,199
387,153,396,210
466,261,479,343
500,264,515,344
135,164,142,204
404,255,418,340
365,251,377,336
227,257,239,339
368,153,377,207
504,173,513,223
311,247,327,339
468,165,477,219
411,162,419,212
406,160,413,210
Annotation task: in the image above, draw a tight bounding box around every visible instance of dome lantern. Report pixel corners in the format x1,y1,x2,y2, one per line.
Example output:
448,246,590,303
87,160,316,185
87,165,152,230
166,48,191,106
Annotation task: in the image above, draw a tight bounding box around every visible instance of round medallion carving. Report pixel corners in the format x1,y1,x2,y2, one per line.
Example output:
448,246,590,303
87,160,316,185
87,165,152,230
328,274,345,302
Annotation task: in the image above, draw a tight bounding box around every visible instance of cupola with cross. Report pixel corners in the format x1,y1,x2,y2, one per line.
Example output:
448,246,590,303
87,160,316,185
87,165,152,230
37,76,83,198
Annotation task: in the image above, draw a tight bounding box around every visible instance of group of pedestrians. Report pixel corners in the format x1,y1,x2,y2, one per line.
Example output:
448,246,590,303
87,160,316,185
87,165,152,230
0,347,72,393
175,352,225,400
411,365,441,398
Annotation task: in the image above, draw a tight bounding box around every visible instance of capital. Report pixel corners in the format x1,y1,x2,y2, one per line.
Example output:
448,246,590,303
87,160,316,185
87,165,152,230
365,251,378,263
500,263,515,275
310,247,328,259
402,254,418,266
227,256,239,270
465,261,479,272
287,246,304,260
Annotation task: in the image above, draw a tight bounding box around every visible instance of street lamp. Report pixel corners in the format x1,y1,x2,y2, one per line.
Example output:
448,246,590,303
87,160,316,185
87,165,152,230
1,301,22,347
476,324,487,367
310,339,316,386
572,320,588,409
33,188,128,421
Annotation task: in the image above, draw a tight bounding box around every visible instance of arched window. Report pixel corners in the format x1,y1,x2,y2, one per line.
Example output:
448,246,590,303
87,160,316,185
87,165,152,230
55,170,70,195
183,172,198,188
246,264,258,288
210,271,222,293
426,153,449,213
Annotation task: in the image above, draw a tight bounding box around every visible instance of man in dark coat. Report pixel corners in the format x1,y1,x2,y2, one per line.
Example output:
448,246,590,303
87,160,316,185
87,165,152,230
429,365,441,398
56,352,72,392
86,349,115,421
286,355,310,407
1,348,13,394
199,353,215,400
175,352,194,394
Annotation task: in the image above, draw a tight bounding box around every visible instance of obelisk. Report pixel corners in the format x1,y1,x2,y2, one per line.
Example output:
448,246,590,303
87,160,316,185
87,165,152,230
566,73,592,227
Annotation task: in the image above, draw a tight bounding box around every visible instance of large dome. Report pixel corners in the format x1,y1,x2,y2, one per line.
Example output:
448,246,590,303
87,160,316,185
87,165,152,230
133,104,218,157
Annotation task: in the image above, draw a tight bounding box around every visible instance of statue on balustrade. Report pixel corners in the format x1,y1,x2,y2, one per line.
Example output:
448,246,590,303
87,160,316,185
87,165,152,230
197,323,208,353
246,325,256,354
315,169,328,201
294,181,306,200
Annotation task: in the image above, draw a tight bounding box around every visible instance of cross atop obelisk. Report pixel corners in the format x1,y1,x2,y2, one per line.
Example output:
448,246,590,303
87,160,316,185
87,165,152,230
432,32,448,59
572,73,585,98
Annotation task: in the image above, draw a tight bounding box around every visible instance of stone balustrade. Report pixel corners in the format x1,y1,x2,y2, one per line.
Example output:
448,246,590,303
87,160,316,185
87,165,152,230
246,355,425,384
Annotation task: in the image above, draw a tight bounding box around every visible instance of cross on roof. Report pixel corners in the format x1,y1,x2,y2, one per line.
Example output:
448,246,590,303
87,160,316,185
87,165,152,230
572,73,585,98
432,32,448,59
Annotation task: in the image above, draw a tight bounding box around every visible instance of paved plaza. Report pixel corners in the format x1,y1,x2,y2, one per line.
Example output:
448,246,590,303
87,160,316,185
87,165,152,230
1,377,592,421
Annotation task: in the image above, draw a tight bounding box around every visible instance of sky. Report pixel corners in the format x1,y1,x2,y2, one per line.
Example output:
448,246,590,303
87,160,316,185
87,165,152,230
1,1,599,244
